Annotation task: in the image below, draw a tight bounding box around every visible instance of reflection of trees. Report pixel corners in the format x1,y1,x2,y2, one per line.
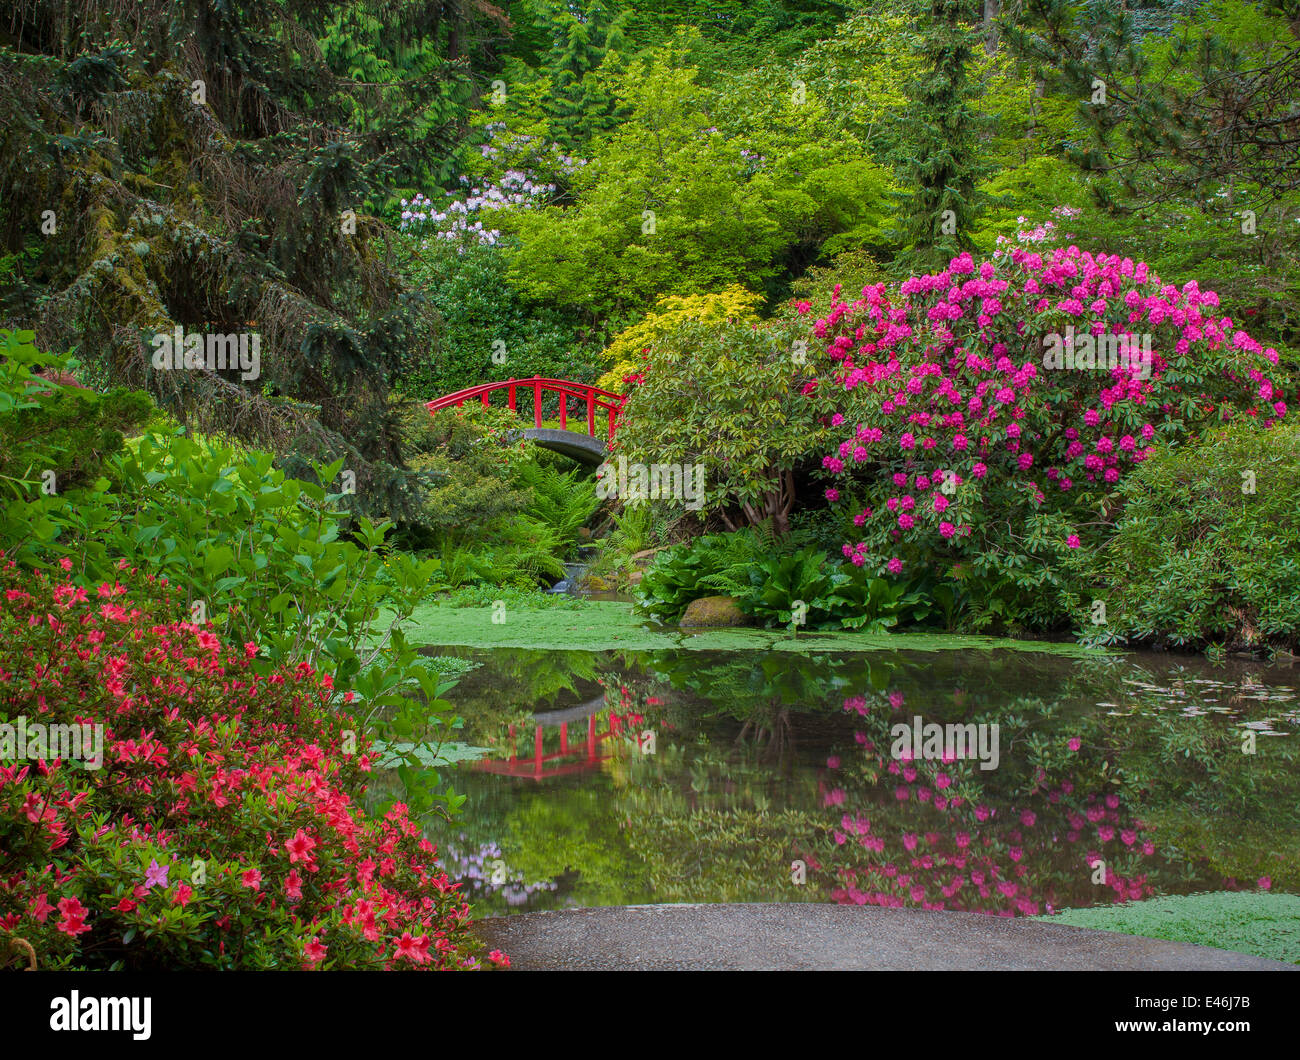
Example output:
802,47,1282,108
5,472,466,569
635,650,880,774
433,646,607,745
425,643,1300,913
614,740,829,904
501,788,644,909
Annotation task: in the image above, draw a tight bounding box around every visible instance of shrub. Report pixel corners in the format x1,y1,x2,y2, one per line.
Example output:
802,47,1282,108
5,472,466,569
400,401,599,587
400,400,536,535
635,529,772,621
811,235,1292,632
595,285,763,393
1081,421,1300,651
0,560,498,970
4,359,463,819
0,330,151,543
635,527,935,632
614,317,834,535
394,239,596,398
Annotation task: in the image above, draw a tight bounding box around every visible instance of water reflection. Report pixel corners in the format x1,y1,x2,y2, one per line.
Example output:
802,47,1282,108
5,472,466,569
414,646,1300,917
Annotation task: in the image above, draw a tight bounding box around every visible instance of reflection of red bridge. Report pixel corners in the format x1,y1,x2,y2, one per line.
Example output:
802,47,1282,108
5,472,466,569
475,696,635,780
426,377,625,464
477,717,614,781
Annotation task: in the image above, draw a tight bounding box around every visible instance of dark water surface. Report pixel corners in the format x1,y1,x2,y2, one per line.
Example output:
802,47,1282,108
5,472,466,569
417,645,1300,917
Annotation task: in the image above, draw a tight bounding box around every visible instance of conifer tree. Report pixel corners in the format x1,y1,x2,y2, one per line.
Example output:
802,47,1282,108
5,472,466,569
0,0,509,518
892,0,988,274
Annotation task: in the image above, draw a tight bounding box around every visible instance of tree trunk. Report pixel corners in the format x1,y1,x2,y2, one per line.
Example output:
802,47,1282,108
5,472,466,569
983,0,1000,57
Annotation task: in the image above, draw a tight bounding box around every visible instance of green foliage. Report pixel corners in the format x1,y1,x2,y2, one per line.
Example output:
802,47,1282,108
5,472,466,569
400,400,535,535
501,34,895,326
636,529,775,620
635,527,935,632
514,457,601,555
3,359,467,818
615,317,834,534
1004,0,1300,346
1081,421,1300,651
623,0,849,77
0,0,510,522
0,334,151,520
394,239,597,396
889,0,989,272
396,400,596,588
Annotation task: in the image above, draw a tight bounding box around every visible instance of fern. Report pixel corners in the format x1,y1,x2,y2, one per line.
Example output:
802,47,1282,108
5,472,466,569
513,460,599,557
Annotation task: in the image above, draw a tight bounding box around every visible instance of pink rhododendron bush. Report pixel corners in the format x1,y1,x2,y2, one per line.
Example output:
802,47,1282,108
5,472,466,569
809,237,1291,630
0,558,498,970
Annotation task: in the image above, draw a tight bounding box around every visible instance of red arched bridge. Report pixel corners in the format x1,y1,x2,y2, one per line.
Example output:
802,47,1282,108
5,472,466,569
425,376,625,463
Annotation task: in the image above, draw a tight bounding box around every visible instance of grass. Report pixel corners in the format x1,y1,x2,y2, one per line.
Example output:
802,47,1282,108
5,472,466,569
1039,892,1300,964
400,598,1110,655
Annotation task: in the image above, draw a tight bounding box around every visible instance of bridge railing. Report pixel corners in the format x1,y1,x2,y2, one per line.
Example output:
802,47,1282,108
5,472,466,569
425,376,625,444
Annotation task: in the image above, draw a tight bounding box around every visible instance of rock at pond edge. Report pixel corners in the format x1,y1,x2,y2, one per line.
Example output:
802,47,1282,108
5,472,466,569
679,595,748,629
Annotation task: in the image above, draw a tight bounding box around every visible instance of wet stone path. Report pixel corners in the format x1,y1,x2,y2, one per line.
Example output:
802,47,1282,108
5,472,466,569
475,904,1297,971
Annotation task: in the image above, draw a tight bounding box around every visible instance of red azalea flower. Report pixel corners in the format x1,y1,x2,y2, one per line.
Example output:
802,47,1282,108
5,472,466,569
393,932,431,965
286,827,317,864
55,896,91,937
27,892,55,923
303,936,328,964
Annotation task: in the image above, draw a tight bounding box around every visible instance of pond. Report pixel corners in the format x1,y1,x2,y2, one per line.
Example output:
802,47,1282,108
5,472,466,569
415,643,1300,918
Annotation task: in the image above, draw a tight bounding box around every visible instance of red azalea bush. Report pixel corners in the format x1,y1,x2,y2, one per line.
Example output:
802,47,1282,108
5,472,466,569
807,230,1291,628
0,556,500,970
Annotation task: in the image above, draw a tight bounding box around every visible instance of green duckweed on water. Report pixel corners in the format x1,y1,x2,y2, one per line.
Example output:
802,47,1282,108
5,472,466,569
1038,892,1300,964
401,599,1108,656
